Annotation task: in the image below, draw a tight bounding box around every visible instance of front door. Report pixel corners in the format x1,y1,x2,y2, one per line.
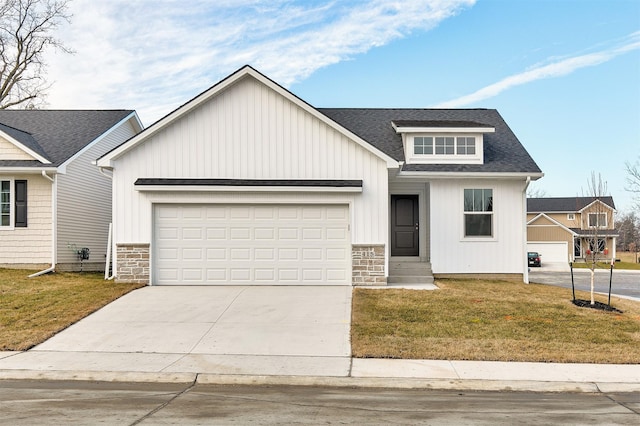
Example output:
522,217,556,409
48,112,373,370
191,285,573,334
391,194,419,256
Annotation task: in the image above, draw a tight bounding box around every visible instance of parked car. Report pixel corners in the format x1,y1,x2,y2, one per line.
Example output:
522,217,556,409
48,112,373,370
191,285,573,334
528,252,541,267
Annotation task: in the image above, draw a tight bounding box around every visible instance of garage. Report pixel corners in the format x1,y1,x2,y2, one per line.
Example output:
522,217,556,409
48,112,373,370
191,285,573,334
153,204,351,285
526,242,568,264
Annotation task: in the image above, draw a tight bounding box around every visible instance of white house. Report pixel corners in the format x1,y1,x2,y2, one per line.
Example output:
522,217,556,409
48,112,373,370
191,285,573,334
96,66,543,285
0,110,143,273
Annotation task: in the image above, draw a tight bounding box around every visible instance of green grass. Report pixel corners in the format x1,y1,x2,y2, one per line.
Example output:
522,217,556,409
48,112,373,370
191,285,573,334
0,269,144,350
352,279,640,364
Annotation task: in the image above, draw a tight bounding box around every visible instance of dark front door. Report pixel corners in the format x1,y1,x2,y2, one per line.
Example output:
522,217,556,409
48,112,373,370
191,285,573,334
391,194,419,256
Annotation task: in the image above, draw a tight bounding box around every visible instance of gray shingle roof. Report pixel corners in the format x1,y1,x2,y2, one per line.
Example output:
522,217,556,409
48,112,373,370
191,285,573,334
319,108,541,174
0,110,134,167
527,197,616,212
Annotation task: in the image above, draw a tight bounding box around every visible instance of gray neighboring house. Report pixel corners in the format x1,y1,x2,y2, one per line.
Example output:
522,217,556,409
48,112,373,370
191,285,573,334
0,110,143,273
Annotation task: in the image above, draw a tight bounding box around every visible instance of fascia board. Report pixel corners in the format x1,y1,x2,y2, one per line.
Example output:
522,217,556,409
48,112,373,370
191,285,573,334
63,112,142,172
0,129,51,164
393,125,495,134
397,171,544,180
0,166,57,173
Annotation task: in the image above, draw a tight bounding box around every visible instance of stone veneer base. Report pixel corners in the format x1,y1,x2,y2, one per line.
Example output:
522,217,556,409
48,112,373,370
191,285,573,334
116,243,150,284
352,244,386,286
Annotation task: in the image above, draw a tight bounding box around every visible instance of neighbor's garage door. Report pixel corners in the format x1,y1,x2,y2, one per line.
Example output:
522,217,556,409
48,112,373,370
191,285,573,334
153,204,350,285
527,242,568,264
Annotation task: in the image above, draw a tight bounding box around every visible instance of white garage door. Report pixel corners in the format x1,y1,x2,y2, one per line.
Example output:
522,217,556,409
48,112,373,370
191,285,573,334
153,204,351,285
527,242,568,263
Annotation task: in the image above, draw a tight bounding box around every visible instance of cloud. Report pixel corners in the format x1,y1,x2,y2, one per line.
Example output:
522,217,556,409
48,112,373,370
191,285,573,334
434,31,640,108
45,0,475,124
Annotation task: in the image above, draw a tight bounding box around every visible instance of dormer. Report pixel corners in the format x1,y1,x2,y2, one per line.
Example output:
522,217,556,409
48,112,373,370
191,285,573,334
392,120,495,165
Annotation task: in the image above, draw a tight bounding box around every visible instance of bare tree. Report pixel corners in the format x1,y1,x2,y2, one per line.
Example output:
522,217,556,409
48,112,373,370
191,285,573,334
625,157,640,211
582,172,608,305
526,185,547,199
0,0,71,109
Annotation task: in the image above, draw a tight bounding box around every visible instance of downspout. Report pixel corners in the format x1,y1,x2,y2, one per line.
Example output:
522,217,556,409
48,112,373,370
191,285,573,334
29,171,56,278
522,176,531,284
98,166,117,280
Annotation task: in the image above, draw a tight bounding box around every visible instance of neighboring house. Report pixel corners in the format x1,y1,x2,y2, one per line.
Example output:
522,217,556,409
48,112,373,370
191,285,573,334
527,197,618,264
0,110,143,273
96,66,542,286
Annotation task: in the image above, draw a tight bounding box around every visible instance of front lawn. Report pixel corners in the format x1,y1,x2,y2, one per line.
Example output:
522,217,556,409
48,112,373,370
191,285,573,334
352,279,640,364
0,269,144,350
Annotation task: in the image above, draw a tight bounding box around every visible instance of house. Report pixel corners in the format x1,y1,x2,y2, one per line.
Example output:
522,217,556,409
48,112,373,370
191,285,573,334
0,110,143,273
527,197,618,264
96,66,542,286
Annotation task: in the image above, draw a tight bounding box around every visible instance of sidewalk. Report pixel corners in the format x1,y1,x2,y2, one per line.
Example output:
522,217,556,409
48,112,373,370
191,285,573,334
1,350,639,393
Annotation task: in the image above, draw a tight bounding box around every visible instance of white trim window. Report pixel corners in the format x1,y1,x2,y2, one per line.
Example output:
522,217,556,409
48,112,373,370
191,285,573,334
463,188,493,237
409,134,483,165
0,178,27,228
567,213,575,221
0,179,10,227
413,136,477,156
588,212,607,228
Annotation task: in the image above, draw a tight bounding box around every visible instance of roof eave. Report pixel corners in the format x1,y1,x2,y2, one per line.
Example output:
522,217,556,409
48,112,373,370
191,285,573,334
397,171,544,180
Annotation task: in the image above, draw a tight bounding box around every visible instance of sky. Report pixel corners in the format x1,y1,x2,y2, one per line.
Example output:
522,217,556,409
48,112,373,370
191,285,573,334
44,0,640,212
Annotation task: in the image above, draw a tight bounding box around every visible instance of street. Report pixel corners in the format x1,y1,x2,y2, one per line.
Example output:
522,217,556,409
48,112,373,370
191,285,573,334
529,268,640,300
0,380,638,425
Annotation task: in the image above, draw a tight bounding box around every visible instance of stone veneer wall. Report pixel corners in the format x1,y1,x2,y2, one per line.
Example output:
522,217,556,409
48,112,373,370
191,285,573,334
116,243,150,284
352,244,386,286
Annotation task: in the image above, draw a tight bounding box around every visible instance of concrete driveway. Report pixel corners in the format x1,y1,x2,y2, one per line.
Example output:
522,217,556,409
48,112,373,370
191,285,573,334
16,286,353,376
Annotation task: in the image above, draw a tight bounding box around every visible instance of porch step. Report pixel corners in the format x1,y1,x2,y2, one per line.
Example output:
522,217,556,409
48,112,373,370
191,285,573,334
388,261,434,285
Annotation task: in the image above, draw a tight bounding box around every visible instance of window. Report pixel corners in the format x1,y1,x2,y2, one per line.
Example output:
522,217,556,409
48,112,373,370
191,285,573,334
588,238,606,253
413,136,477,156
588,213,607,228
414,137,433,154
456,137,476,155
464,188,493,237
567,213,575,221
0,180,9,226
435,137,454,154
0,179,27,228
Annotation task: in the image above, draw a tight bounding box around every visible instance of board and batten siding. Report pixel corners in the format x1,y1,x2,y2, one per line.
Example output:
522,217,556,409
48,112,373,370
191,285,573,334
0,174,52,266
56,119,140,269
430,179,527,274
111,77,389,248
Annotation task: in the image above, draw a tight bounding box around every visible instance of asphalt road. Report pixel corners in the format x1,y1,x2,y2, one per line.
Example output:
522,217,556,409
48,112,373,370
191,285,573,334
0,380,638,425
529,268,640,300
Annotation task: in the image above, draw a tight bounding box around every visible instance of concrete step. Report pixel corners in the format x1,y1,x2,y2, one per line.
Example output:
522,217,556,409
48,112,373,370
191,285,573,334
388,275,435,284
389,262,432,275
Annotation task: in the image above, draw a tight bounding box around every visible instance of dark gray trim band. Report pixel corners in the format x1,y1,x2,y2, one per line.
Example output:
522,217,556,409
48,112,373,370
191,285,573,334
134,178,363,188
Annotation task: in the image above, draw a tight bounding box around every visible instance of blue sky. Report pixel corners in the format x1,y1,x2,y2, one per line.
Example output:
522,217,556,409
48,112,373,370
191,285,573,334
45,0,640,212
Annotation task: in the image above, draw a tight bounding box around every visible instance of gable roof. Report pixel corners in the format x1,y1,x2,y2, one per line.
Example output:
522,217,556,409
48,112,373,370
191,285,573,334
0,110,137,168
527,197,616,213
97,66,398,168
319,108,542,174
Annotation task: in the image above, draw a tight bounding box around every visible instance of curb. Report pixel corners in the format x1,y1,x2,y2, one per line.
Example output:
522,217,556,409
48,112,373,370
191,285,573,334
2,369,639,393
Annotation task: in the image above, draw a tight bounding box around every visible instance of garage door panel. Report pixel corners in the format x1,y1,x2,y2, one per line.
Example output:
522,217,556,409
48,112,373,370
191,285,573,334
527,242,568,263
154,204,350,285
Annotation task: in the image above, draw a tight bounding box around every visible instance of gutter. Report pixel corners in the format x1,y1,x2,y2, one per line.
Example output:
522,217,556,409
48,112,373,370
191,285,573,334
97,166,116,280
523,176,531,284
29,171,57,278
